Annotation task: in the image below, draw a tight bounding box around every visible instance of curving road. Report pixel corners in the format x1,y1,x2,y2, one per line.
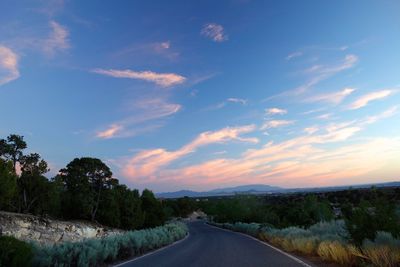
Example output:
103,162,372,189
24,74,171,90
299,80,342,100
115,221,312,267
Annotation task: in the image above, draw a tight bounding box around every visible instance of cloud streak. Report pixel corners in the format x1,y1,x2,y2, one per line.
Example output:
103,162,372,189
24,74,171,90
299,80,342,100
260,120,294,130
43,20,70,56
92,68,186,87
286,51,303,60
266,108,287,115
349,89,395,110
96,97,181,139
96,124,123,139
122,125,258,178
0,46,19,86
307,87,355,105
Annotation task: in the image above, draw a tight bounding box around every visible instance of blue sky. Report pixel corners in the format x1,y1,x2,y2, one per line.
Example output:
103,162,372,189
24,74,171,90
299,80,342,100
1,0,399,192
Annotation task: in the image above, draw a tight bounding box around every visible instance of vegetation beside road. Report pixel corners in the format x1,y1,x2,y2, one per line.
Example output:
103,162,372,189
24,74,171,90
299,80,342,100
212,221,400,266
31,222,188,267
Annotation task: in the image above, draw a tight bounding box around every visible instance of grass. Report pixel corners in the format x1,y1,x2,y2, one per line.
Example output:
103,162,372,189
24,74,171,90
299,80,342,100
212,220,400,267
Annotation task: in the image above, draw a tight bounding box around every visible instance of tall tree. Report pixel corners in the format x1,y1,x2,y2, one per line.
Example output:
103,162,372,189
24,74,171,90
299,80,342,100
141,189,165,228
18,153,50,213
0,159,17,210
59,157,113,221
0,134,27,173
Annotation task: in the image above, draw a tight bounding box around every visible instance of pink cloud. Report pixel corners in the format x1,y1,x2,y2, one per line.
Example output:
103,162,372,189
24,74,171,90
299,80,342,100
260,120,294,130
307,87,355,104
122,125,258,178
96,124,123,139
0,46,19,85
266,108,287,115
96,97,181,139
349,89,395,109
115,107,399,191
92,68,186,87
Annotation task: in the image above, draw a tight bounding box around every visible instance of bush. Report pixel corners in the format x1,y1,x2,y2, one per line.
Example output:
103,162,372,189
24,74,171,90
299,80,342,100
32,222,188,267
0,236,34,267
360,232,400,267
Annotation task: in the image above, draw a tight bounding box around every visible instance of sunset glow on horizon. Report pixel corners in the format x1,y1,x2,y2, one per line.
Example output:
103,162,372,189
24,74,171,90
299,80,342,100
1,0,399,192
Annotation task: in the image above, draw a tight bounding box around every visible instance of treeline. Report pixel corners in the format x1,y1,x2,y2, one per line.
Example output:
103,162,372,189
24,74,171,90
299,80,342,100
198,188,400,245
0,134,165,230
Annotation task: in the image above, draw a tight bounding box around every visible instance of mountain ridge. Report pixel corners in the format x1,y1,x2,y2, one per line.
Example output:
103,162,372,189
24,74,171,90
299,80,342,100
156,181,400,198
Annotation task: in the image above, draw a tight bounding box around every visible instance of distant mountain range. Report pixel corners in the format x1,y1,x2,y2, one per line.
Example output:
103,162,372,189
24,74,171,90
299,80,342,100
156,181,400,198
156,184,283,198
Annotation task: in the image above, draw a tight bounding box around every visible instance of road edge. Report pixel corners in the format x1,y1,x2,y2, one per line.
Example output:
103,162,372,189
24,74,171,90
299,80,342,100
206,223,314,267
113,231,190,267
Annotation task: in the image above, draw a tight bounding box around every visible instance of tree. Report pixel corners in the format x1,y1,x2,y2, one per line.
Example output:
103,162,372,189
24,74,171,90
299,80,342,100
0,159,17,210
59,157,113,221
115,185,144,229
18,153,50,213
0,134,27,173
20,153,49,176
141,189,165,228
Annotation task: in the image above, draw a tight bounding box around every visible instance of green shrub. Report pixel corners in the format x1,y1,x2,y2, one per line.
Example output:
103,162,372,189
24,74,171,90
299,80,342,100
32,222,188,267
0,236,34,267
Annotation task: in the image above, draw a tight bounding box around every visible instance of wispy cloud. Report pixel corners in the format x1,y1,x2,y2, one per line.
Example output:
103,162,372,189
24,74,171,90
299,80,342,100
307,87,355,105
92,68,186,87
121,125,258,178
96,97,181,139
349,89,395,110
286,51,303,61
114,40,179,61
304,126,319,135
43,20,70,56
201,23,228,42
363,106,398,124
96,124,123,139
260,120,294,130
207,97,248,110
227,98,247,105
296,54,358,94
266,108,287,115
267,55,358,101
316,113,333,120
0,46,19,86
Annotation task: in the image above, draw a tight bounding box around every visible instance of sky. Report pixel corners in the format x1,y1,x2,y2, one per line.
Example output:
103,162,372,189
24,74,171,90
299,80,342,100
1,0,400,192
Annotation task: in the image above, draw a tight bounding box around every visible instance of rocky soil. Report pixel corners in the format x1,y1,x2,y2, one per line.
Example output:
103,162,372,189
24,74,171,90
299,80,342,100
0,211,122,245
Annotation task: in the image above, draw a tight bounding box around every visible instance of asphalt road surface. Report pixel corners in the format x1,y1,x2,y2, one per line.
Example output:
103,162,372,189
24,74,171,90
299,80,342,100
115,221,311,267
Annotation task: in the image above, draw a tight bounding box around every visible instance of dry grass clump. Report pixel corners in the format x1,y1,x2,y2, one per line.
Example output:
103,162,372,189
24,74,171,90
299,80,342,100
357,232,400,267
317,240,357,266
214,221,400,267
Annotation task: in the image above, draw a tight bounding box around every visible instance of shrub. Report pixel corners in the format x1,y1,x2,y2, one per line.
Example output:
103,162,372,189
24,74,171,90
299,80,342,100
32,222,188,267
360,232,400,267
0,236,34,267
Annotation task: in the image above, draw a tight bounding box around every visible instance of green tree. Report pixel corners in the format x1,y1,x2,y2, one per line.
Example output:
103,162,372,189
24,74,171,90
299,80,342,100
0,159,17,210
0,134,27,173
59,157,113,221
18,153,50,213
141,189,165,228
117,185,144,229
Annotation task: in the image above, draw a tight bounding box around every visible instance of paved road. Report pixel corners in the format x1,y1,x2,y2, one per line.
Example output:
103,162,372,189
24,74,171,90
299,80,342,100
116,221,311,267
